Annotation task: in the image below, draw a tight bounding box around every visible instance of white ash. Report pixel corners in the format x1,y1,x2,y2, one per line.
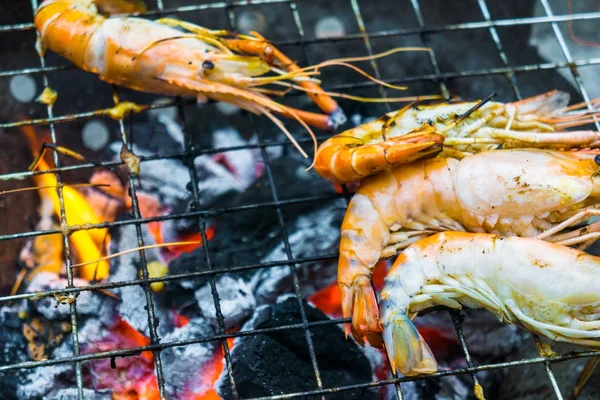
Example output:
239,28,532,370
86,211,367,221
25,272,115,323
77,317,118,345
161,317,217,398
106,223,164,335
43,388,112,400
157,113,185,150
17,340,73,398
107,124,273,211
251,202,344,304
108,142,190,209
194,276,256,329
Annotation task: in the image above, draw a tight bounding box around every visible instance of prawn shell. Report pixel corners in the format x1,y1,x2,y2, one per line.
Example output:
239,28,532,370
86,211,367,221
454,149,594,218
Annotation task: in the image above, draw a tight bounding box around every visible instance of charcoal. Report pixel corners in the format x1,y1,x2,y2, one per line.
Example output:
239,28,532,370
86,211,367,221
194,276,256,329
498,335,600,400
43,388,112,400
216,296,376,400
167,156,338,297
106,214,165,334
26,272,115,323
18,340,74,398
107,122,263,213
161,317,218,398
0,307,29,399
253,202,344,304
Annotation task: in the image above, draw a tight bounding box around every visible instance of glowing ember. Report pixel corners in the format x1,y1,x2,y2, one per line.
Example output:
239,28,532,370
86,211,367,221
83,318,157,399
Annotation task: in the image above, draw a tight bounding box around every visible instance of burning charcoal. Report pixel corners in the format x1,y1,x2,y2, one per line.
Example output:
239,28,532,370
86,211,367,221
107,119,265,213
79,317,159,398
43,388,112,400
0,307,29,399
253,202,344,304
194,276,256,329
18,340,74,398
107,214,166,334
216,296,376,399
168,157,337,294
26,272,115,323
161,317,219,398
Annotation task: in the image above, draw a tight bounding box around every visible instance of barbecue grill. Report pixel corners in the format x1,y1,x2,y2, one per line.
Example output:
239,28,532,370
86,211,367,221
1,0,600,399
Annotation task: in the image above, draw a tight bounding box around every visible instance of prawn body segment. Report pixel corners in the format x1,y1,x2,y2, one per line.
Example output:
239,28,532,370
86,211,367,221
316,90,600,183
340,149,600,345
380,232,600,376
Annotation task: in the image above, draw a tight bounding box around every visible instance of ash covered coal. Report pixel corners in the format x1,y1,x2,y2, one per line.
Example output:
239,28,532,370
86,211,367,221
216,296,376,400
17,340,75,399
43,388,112,400
0,308,29,399
25,272,114,323
166,156,343,323
160,317,218,398
106,214,167,334
106,114,273,214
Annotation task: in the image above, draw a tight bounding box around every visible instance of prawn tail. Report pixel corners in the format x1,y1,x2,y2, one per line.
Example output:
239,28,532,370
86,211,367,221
510,90,571,117
380,303,438,377
512,90,600,128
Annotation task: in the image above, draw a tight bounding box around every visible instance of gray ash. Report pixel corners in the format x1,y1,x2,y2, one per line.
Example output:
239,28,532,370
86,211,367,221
160,317,218,398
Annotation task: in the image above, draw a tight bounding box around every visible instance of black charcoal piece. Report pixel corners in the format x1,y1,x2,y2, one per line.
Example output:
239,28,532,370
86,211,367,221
217,297,376,399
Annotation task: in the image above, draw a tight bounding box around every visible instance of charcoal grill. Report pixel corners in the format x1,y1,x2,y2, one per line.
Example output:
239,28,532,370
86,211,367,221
1,0,600,399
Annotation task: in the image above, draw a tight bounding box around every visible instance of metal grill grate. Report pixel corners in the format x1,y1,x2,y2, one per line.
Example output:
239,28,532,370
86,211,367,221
0,1,600,399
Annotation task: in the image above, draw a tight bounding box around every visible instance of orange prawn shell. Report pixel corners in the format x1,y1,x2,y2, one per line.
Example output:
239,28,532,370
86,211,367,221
35,1,104,70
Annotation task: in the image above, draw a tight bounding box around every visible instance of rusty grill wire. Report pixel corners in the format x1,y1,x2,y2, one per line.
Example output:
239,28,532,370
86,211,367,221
0,0,599,399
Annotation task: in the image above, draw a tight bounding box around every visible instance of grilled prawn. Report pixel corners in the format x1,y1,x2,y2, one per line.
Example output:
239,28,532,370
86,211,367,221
315,90,600,183
380,231,600,376
34,0,351,157
340,148,600,345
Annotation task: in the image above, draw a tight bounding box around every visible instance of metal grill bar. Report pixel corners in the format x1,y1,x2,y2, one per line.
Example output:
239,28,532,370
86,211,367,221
2,1,600,400
4,6,600,38
28,0,85,397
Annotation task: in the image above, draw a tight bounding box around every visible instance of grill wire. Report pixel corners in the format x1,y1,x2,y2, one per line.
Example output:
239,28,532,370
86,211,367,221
0,1,600,399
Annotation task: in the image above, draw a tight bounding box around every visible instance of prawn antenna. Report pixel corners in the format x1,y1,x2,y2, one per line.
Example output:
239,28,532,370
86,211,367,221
443,91,497,133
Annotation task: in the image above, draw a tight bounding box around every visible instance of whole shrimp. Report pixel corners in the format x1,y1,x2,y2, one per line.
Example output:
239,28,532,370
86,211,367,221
380,231,600,376
34,0,430,159
315,90,600,183
340,148,600,345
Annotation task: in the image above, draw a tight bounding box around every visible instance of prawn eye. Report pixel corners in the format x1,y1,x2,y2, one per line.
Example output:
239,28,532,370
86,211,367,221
595,155,600,166
202,60,215,70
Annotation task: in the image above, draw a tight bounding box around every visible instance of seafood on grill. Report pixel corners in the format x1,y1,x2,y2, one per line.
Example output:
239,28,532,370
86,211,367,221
315,90,600,183
33,0,429,159
379,231,600,376
339,148,600,345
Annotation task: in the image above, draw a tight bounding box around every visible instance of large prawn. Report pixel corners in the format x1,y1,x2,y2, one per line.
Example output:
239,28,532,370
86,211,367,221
315,90,600,183
34,0,430,160
340,148,600,345
380,231,600,376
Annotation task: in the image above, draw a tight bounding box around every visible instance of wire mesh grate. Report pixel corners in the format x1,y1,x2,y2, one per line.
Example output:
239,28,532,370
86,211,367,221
1,0,600,399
